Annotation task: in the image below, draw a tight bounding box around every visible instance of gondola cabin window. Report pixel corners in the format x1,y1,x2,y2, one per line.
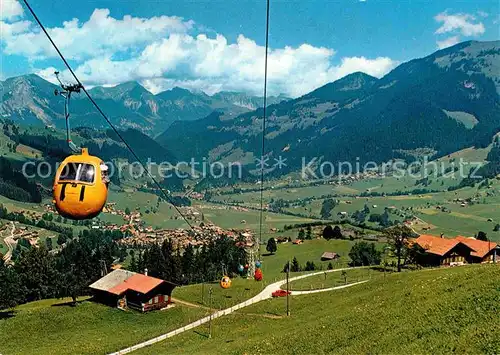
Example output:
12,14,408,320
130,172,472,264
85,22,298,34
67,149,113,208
59,163,96,184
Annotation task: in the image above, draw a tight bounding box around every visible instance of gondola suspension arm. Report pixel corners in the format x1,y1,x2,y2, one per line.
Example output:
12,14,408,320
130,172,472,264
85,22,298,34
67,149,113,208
54,71,82,153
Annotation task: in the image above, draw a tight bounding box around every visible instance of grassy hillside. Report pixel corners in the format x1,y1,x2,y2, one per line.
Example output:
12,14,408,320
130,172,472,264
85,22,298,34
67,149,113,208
137,264,500,355
0,298,206,355
172,238,379,311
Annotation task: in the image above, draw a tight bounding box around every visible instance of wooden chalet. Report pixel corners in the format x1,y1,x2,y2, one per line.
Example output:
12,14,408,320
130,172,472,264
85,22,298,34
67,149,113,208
89,269,176,312
455,236,498,264
414,235,475,267
321,252,339,261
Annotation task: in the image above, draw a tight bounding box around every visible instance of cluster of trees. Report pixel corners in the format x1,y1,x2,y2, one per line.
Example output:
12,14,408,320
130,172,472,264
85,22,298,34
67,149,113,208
0,229,128,310
4,142,19,154
297,225,313,240
351,204,371,224
383,225,427,271
348,242,382,266
282,256,319,273
283,221,328,231
169,195,191,207
322,225,343,240
448,140,500,191
129,236,248,285
0,157,42,203
320,198,338,219
360,188,440,198
476,136,500,179
268,198,290,213
368,210,394,227
476,231,488,241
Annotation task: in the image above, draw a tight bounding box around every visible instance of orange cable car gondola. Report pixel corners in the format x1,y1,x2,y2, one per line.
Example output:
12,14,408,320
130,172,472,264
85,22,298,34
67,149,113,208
52,71,109,220
220,275,232,289
53,148,109,220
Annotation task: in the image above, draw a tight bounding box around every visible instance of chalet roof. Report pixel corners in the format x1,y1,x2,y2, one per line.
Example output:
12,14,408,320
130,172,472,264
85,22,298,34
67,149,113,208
109,273,163,295
321,252,339,260
415,235,473,256
89,269,171,296
89,269,134,293
455,236,498,258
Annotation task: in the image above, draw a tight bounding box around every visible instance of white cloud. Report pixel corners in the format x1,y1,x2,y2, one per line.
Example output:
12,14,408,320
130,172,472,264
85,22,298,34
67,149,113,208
330,56,396,80
36,66,61,84
0,0,24,21
2,8,194,60
7,7,397,98
0,19,30,36
436,35,460,49
434,12,485,36
41,33,396,98
477,11,488,18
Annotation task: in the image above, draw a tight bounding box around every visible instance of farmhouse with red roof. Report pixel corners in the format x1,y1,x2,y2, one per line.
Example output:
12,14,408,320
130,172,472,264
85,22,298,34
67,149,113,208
455,236,498,263
89,269,176,312
414,235,474,267
414,234,499,266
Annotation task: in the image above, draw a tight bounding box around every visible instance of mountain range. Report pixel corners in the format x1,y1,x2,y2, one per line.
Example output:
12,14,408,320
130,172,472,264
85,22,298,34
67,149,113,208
158,40,500,174
1,40,499,177
0,75,288,136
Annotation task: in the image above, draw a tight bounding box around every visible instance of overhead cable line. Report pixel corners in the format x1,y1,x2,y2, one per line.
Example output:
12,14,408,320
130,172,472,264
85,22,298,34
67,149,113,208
257,0,271,261
22,0,195,230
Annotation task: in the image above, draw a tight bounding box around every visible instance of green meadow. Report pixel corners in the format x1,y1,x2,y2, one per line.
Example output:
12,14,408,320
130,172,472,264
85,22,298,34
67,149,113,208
135,264,500,355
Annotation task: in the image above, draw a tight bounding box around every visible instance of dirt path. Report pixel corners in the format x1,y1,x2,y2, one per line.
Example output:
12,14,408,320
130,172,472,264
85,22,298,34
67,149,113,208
2,222,17,263
109,268,368,355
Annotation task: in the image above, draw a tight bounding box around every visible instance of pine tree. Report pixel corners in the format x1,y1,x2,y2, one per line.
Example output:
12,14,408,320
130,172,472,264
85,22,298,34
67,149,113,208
381,210,391,227
181,244,196,284
323,225,334,240
477,231,488,241
291,257,300,272
14,246,58,302
160,239,174,281
0,259,23,309
173,249,183,284
306,225,312,240
145,243,165,278
320,198,337,219
137,251,144,274
333,226,343,239
129,251,137,272
363,204,370,214
45,237,53,251
298,229,305,239
266,238,277,254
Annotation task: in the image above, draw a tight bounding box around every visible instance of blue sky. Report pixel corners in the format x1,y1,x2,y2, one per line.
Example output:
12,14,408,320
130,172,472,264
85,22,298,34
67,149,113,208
1,0,498,97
